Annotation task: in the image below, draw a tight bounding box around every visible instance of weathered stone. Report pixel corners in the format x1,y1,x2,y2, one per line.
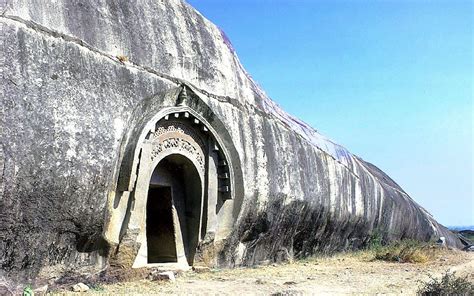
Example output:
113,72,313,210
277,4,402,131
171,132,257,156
0,283,13,296
192,266,211,273
274,248,292,264
72,283,89,293
0,0,464,285
436,237,447,247
464,246,474,252
33,284,49,294
148,271,175,282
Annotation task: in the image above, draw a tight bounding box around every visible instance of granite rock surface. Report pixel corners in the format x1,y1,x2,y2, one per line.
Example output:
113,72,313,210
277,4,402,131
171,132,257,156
0,0,462,283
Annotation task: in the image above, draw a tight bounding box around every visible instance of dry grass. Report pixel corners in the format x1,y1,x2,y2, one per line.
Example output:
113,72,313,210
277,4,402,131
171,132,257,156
116,55,128,63
48,244,473,295
373,240,440,263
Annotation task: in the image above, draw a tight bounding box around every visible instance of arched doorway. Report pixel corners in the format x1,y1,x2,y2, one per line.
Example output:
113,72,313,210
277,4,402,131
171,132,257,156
147,154,202,265
105,92,244,269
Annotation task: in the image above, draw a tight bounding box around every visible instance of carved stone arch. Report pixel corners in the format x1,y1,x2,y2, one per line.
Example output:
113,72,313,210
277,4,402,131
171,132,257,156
104,85,243,269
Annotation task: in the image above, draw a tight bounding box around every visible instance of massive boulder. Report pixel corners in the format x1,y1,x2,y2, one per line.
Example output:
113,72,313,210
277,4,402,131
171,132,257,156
0,0,462,283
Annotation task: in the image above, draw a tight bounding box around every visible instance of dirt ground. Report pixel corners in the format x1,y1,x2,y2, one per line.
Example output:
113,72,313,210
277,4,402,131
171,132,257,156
57,249,473,295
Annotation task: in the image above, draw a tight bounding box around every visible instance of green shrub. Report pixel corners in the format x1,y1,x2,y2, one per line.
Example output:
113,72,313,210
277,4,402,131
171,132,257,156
22,285,33,296
367,231,383,251
374,240,435,263
90,283,105,292
418,272,474,295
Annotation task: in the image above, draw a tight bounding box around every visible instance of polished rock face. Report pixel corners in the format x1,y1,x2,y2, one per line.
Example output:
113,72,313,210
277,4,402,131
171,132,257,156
0,0,461,282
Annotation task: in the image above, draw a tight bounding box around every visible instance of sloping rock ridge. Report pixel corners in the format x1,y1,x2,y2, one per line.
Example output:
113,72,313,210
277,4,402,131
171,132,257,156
0,0,462,284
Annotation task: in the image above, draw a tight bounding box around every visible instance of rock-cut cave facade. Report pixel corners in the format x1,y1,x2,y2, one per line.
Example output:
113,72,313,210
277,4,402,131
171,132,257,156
0,0,463,282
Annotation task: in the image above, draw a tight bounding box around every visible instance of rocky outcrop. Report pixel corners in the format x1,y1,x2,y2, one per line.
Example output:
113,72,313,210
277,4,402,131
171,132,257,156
0,0,462,284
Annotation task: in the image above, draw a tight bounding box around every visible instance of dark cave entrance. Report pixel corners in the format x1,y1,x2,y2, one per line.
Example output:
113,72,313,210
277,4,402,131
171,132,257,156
146,186,177,263
146,154,203,265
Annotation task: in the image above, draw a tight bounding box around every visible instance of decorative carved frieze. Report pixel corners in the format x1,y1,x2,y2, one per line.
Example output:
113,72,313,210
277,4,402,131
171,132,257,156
150,121,205,170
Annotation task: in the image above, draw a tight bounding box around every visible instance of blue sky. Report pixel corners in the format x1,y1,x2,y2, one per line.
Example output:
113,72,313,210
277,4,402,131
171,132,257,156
188,0,473,226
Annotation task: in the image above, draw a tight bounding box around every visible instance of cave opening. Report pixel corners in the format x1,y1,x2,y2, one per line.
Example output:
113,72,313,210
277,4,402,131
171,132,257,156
146,186,177,263
147,154,203,265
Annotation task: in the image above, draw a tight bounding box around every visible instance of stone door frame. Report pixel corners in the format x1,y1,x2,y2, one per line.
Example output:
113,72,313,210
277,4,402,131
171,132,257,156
105,92,241,268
